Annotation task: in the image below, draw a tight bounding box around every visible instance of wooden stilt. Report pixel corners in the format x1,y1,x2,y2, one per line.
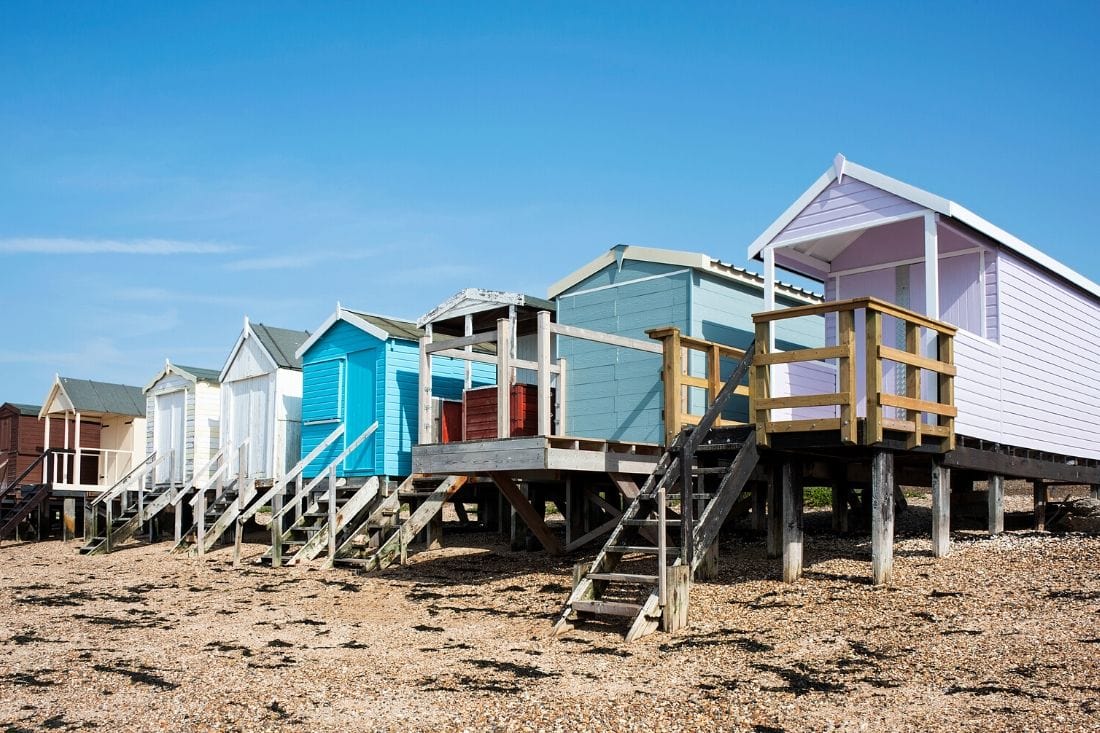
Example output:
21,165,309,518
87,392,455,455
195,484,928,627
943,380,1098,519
426,510,443,550
661,565,690,632
566,480,584,546
1032,480,1047,532
84,497,94,541
766,465,783,559
988,474,1004,536
932,462,951,558
751,481,766,532
492,473,563,554
271,492,283,568
781,462,803,583
62,498,76,542
871,450,895,586
696,541,719,580
1090,485,1099,501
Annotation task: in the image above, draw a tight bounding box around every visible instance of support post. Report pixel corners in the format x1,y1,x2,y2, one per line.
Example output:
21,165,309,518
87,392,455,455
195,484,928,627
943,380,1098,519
537,310,552,436
426,503,443,550
327,464,337,561
697,542,719,581
1032,480,1047,532
988,474,1004,536
497,318,512,439
62,498,76,541
555,357,568,435
660,329,682,447
661,565,690,633
680,442,695,569
84,496,95,541
781,462,802,583
932,462,951,557
463,314,473,390
491,473,563,555
763,246,776,349
74,412,82,487
924,212,940,319
196,489,206,556
865,310,883,444
751,481,766,533
271,490,284,568
1090,485,1099,501
766,465,783,559
418,334,433,445
871,450,895,585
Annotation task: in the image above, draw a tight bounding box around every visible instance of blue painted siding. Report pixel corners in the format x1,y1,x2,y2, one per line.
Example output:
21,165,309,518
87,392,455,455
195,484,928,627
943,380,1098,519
556,264,691,443
302,318,497,478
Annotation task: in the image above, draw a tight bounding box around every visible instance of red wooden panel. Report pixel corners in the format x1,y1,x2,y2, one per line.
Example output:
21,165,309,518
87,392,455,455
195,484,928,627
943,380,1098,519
440,400,463,444
461,384,550,440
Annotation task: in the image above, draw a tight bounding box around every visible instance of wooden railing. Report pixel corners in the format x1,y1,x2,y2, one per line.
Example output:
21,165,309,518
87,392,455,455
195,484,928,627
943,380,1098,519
647,327,750,446
751,296,957,450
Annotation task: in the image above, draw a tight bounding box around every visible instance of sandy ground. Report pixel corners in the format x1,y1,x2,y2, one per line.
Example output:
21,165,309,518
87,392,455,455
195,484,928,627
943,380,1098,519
1,492,1098,732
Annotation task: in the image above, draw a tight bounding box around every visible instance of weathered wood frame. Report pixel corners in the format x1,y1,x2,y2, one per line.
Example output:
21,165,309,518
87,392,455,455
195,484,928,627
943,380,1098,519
752,296,957,450
647,327,750,447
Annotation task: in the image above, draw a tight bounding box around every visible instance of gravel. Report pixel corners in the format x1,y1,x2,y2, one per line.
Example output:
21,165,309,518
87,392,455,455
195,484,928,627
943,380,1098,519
0,491,1097,732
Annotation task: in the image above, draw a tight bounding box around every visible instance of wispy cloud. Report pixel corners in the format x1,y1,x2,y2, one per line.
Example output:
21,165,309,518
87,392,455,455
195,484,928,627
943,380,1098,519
224,248,378,271
0,237,236,255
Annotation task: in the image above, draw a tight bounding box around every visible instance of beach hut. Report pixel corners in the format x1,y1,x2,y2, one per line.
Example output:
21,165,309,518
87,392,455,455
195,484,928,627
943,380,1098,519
143,361,221,486
1,402,101,488
548,244,823,445
297,305,492,482
218,318,310,483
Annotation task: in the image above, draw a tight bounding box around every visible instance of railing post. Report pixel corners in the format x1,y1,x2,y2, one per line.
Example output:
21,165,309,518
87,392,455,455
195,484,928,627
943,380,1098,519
537,310,552,436
196,487,206,557
271,490,283,568
657,484,667,608
707,343,721,426
660,329,682,447
938,331,955,450
680,441,694,570
105,498,113,552
554,357,568,435
327,463,337,562
753,321,770,447
865,308,883,445
418,334,433,445
905,322,922,449
497,317,512,439
838,310,857,444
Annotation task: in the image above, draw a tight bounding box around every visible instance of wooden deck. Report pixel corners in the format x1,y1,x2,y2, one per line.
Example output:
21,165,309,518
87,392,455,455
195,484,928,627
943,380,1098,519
412,435,662,476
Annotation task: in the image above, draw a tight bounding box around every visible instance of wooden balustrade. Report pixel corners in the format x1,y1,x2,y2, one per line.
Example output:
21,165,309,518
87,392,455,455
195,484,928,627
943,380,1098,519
751,296,957,450
647,327,750,446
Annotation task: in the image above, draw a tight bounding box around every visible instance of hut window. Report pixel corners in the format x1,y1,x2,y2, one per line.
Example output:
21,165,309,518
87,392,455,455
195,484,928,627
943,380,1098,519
302,358,344,424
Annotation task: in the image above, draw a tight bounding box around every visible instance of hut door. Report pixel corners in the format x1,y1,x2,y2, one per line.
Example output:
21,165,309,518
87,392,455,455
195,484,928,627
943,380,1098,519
229,376,270,479
343,349,377,476
154,390,186,484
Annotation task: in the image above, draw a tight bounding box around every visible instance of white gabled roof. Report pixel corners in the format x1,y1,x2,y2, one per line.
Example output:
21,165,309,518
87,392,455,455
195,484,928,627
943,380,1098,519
749,154,1100,300
548,244,821,303
143,360,221,394
416,288,556,328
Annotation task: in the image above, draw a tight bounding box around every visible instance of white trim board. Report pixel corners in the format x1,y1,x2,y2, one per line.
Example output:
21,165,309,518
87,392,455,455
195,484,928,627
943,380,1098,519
296,305,391,359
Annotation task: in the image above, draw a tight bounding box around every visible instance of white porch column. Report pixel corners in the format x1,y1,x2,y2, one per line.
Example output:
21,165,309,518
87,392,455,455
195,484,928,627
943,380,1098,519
63,411,70,484
418,330,433,445
74,412,82,486
42,414,50,484
763,245,777,350
924,212,940,319
463,314,473,390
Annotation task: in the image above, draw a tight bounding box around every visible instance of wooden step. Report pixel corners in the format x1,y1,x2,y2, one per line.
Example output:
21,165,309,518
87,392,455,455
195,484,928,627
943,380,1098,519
695,442,743,452
691,466,730,475
606,545,678,555
572,600,643,618
621,518,681,527
586,572,658,584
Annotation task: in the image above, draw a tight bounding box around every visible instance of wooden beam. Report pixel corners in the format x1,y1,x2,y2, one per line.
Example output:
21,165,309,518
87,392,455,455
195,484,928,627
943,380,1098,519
765,464,782,559
755,345,847,365
944,446,1100,484
607,473,640,501
932,462,950,558
865,310,883,444
424,329,498,353
549,322,663,354
988,474,1004,536
418,335,432,445
497,318,511,439
838,309,857,444
871,450,894,586
490,473,562,554
781,461,802,583
537,310,552,436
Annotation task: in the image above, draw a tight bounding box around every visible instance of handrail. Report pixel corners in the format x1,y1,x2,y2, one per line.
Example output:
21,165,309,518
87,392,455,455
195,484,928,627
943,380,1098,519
92,452,165,507
6,448,59,490
648,327,750,446
752,298,957,450
171,443,229,507
238,423,346,523
270,421,378,523
188,457,233,507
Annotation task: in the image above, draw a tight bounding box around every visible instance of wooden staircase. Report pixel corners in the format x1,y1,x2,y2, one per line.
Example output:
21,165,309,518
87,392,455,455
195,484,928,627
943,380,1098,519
81,482,180,555
174,477,245,556
0,483,50,541
259,475,382,566
331,474,468,572
553,343,759,640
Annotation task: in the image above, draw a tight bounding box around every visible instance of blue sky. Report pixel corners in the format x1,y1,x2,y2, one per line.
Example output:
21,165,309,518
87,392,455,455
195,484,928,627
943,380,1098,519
1,2,1097,403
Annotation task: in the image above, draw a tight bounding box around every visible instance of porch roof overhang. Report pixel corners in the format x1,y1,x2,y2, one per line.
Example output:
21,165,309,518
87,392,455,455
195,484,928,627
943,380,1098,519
747,155,1100,301
39,375,146,420
417,288,556,338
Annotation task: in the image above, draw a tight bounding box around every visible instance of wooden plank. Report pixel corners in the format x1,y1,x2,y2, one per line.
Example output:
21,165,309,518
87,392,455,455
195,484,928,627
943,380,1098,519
781,461,802,583
424,330,498,353
537,310,552,436
551,322,664,354
564,515,619,552
932,462,950,558
871,449,894,586
865,310,883,444
418,336,433,445
753,321,770,447
878,345,957,375
755,345,848,365
988,474,1004,536
756,393,847,410
938,332,956,451
490,473,563,554
497,318,512,440
881,418,951,437
767,418,842,433
661,329,681,447
879,393,958,417
607,473,640,500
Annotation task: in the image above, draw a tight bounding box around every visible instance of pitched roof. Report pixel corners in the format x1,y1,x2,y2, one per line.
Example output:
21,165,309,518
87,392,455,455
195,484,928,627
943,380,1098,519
174,365,221,384
416,289,556,329
548,244,821,302
748,154,1100,300
344,310,423,342
2,403,41,417
57,378,146,417
251,323,310,369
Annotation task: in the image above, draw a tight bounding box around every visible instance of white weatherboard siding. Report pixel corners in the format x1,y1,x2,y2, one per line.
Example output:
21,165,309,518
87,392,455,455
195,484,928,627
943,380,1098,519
147,373,192,483
193,381,220,472
223,334,274,382
274,367,303,478
773,177,924,247
996,252,1100,458
952,331,1002,444
224,374,273,478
